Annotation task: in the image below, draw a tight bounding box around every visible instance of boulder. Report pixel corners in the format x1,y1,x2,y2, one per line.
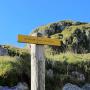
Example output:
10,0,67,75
0,46,8,56
63,83,82,90
16,82,29,90
71,71,85,81
82,84,90,90
0,82,29,90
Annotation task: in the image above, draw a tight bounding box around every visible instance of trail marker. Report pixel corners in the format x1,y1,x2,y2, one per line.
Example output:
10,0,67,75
18,34,61,46
18,33,61,90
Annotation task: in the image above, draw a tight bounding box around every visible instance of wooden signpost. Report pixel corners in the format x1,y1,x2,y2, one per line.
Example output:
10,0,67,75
18,33,61,90
18,34,61,46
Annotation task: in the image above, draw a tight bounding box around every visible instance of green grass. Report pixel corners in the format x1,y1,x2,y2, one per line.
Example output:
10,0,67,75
0,56,30,86
0,56,19,76
45,52,90,90
0,49,90,89
45,52,90,63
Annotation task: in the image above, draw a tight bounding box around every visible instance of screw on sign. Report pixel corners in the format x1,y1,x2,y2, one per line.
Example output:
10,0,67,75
18,33,61,90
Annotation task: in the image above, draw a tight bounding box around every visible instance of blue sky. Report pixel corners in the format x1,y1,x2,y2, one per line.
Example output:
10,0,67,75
0,0,90,47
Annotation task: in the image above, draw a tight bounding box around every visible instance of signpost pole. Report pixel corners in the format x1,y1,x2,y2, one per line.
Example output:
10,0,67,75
31,33,45,90
18,33,61,90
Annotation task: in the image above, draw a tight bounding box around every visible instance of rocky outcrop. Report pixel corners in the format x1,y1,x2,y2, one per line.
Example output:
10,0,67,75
63,83,82,90
0,82,29,90
64,29,90,53
0,45,8,56
32,20,90,54
71,71,85,81
63,83,90,90
82,84,90,90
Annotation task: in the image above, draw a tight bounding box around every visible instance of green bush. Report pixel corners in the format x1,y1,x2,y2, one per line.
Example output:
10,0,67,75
0,56,30,86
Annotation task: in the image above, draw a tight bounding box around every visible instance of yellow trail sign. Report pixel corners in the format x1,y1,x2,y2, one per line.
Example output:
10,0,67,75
18,34,61,46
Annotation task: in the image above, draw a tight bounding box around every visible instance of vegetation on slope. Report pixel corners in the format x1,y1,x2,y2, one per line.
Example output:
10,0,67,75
32,20,90,89
0,56,30,87
2,45,30,58
0,45,30,87
31,20,90,54
45,52,90,63
0,20,90,90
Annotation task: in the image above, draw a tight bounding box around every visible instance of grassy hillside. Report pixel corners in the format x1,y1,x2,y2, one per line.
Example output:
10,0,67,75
0,20,90,90
32,20,90,89
45,52,90,63
0,45,30,87
32,20,90,54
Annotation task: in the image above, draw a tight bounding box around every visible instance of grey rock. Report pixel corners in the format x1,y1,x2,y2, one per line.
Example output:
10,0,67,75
0,46,8,56
0,82,29,90
46,69,53,78
71,71,85,81
0,86,3,90
16,82,29,90
63,83,82,90
82,84,90,90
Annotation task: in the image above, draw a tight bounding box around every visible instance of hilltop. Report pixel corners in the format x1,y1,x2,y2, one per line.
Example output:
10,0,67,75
32,20,90,54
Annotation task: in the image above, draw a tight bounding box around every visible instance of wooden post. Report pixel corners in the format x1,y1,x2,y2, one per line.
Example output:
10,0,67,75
18,33,61,90
31,33,45,90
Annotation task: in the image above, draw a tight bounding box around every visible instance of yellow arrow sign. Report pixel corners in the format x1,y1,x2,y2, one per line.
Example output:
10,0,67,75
18,34,61,46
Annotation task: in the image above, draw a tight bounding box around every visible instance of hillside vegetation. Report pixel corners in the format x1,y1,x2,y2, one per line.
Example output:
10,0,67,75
0,45,30,87
0,20,90,90
33,20,90,54
32,20,90,90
